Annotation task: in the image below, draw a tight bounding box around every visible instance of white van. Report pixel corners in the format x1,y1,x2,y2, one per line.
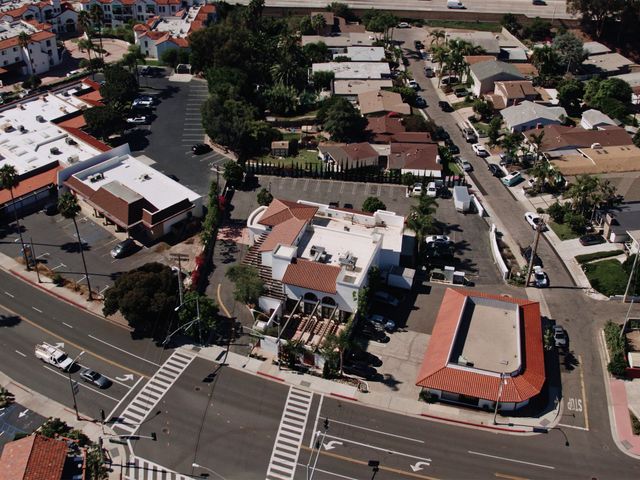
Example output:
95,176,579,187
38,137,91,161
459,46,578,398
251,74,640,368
447,0,465,8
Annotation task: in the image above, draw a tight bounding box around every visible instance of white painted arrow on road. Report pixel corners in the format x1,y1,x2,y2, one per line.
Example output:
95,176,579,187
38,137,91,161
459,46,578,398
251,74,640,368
115,374,135,382
54,342,64,349
410,461,431,472
18,409,29,418
323,441,343,451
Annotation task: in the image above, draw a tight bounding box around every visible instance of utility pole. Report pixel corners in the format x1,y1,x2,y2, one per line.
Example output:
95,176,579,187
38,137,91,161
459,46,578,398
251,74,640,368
525,220,545,287
170,252,188,305
30,237,40,283
67,351,84,420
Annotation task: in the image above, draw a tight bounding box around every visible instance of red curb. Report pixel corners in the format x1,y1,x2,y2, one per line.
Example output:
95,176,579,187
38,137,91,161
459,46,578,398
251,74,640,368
420,413,527,433
330,393,358,402
256,371,285,382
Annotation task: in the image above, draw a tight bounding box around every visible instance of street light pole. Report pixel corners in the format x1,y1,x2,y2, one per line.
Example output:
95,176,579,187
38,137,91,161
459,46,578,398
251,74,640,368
167,296,201,346
493,373,507,425
67,351,84,420
525,220,544,287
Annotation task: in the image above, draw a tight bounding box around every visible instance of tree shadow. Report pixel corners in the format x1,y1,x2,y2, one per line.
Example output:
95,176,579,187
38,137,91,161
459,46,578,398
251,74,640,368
380,374,402,391
111,129,151,152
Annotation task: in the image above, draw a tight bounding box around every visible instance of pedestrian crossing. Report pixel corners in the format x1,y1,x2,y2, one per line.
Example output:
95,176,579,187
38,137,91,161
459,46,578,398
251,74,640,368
124,456,191,480
265,386,314,480
113,350,196,435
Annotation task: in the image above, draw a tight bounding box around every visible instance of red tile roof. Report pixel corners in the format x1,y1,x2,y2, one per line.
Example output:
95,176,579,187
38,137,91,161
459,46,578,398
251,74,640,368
282,259,341,294
0,434,68,480
416,289,545,404
0,166,60,206
259,217,307,252
258,198,318,227
0,5,30,19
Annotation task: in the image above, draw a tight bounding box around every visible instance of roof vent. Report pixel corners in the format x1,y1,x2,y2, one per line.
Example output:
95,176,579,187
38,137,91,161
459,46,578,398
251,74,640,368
89,173,104,183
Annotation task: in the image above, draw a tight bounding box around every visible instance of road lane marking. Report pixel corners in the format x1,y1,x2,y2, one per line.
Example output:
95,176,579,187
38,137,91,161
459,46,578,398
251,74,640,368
15,350,26,357
300,446,439,480
4,292,14,298
87,335,161,367
62,322,73,329
106,376,143,423
32,307,42,313
557,423,589,431
0,303,149,379
495,473,529,480
309,393,324,448
43,365,120,402
325,419,425,444
578,354,590,430
322,434,431,462
468,451,554,470
296,463,358,480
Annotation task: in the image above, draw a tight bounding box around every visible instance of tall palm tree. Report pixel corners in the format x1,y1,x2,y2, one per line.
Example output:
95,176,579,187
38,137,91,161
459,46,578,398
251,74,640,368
77,38,96,76
311,13,327,35
89,4,105,62
77,10,92,38
528,130,545,164
430,45,448,86
0,165,28,270
18,32,32,76
57,192,93,300
322,327,353,377
429,29,446,47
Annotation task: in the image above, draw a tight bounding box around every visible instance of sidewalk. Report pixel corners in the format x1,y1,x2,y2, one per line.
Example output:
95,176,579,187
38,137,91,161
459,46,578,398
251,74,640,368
0,371,128,479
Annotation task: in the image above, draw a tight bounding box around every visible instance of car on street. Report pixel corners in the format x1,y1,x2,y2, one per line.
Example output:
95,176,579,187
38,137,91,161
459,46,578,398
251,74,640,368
80,368,112,388
553,325,567,348
192,143,212,155
110,238,136,259
424,66,435,77
532,0,546,4
462,127,477,143
126,115,149,125
408,80,420,91
426,235,451,246
472,143,489,157
523,246,543,267
579,234,606,246
132,96,154,108
426,182,437,197
524,211,547,231
533,265,549,288
488,164,504,177
414,96,427,108
42,201,58,216
397,22,410,28
438,101,453,112
434,127,450,141
501,171,523,186
140,66,151,76
457,158,473,172
373,291,400,307
366,314,397,333
412,183,423,196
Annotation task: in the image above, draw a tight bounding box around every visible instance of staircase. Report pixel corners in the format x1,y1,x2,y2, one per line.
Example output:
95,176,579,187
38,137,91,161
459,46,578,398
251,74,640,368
242,233,286,301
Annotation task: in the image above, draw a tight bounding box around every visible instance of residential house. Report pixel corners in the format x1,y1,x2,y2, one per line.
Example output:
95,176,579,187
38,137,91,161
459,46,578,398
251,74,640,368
317,142,379,169
582,41,611,57
308,11,365,35
523,125,633,154
0,19,60,78
79,0,205,28
335,46,385,62
550,144,640,175
0,433,82,480
448,31,500,56
469,60,524,97
366,116,405,143
357,90,410,116
581,52,634,78
301,32,374,55
387,142,441,178
500,100,566,132
614,71,640,104
271,140,290,157
312,61,390,80
416,288,545,411
332,79,393,100
580,109,617,130
596,203,640,244
0,0,77,34
485,80,538,109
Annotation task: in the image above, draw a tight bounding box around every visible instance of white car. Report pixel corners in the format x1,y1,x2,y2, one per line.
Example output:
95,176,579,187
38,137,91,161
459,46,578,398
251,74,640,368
553,325,567,347
126,115,148,125
426,182,437,197
426,235,451,245
472,143,489,157
524,211,546,231
412,183,423,196
132,96,154,107
397,22,411,28
533,266,549,288
408,80,420,91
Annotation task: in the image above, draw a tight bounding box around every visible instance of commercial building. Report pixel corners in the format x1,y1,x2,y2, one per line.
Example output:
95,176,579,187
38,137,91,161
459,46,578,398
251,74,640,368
416,288,545,411
79,0,207,28
0,18,60,78
0,0,77,34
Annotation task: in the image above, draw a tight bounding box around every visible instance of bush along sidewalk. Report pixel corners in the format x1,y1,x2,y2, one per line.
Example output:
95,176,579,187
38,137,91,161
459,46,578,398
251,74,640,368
604,321,628,377
191,180,223,293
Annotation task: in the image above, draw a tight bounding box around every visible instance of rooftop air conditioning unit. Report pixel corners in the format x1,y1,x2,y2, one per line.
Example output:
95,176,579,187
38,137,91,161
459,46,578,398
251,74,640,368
36,115,45,122
65,137,77,145
50,146,60,154
67,154,79,163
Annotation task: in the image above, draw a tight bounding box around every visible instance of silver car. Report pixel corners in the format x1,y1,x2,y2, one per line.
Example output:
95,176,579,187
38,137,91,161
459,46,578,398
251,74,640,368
80,368,112,389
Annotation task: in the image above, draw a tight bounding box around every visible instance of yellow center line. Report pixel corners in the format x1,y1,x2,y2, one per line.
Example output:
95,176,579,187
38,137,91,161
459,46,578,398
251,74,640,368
216,283,232,318
578,354,590,430
1,303,149,379
495,473,530,480
300,445,440,480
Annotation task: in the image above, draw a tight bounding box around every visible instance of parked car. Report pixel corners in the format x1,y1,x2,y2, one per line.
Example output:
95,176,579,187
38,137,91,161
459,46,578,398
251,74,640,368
553,325,567,348
434,127,450,141
499,153,514,166
523,246,543,267
441,76,459,85
579,234,605,246
438,101,453,112
126,115,149,125
360,326,390,343
470,143,488,157
110,238,136,259
42,201,58,216
140,66,151,76
488,164,504,177
524,211,547,231
408,80,420,91
532,0,546,4
132,96,154,108
412,183,423,196
462,127,477,143
533,265,549,288
192,143,212,155
414,96,427,108
426,235,451,245
344,363,379,380
501,171,523,186
426,182,437,198
373,291,400,307
425,67,435,78
80,368,112,388
366,314,397,333
397,21,411,28
454,87,468,98
444,139,460,155
457,158,473,172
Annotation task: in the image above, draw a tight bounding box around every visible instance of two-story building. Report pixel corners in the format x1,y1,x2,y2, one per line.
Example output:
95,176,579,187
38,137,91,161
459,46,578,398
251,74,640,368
0,0,77,35
79,0,202,28
0,19,60,78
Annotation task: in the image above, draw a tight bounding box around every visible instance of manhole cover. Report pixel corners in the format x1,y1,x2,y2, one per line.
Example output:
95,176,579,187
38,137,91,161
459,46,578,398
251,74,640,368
194,386,201,392
162,427,170,434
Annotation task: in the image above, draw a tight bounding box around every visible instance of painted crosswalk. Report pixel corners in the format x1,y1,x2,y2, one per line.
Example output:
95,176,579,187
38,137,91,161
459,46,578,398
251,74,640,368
265,386,314,480
113,350,196,434
124,456,192,480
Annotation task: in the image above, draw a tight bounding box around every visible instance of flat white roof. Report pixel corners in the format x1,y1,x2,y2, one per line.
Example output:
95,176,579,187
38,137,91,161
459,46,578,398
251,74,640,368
339,46,386,62
312,62,390,79
333,79,393,96
0,92,101,175
0,19,35,38
72,154,200,210
152,6,203,38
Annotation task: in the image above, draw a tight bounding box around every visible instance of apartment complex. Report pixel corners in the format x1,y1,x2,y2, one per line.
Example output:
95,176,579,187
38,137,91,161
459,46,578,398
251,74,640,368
0,0,77,34
0,18,60,77
79,0,204,28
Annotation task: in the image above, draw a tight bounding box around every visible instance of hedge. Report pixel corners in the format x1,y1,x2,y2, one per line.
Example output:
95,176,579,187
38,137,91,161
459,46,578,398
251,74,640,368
575,250,624,264
604,321,627,377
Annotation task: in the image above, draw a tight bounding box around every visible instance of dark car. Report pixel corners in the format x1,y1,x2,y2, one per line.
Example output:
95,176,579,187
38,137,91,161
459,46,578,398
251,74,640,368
438,101,453,112
42,201,58,216
192,144,212,155
361,325,390,343
343,203,354,209
110,238,135,259
414,40,424,50
523,246,543,267
414,96,427,108
488,164,504,177
80,368,111,388
579,234,606,246
434,127,450,141
343,363,379,380
444,138,460,154
167,174,180,182
347,349,383,367
454,87,468,98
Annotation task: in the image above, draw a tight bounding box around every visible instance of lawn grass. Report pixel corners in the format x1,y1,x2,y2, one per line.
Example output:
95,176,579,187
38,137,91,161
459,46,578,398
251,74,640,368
426,19,502,33
445,160,462,176
281,132,302,142
575,250,624,264
549,221,580,241
253,149,321,168
452,99,474,110
583,259,630,296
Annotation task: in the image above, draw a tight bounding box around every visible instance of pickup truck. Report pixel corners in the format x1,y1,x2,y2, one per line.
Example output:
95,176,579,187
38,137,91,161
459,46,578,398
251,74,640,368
35,342,74,370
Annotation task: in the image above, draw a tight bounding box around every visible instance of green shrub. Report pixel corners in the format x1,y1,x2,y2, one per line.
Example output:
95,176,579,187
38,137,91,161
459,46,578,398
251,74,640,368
631,411,640,436
547,201,567,223
604,321,628,378
563,210,587,234
52,273,64,286
575,250,624,264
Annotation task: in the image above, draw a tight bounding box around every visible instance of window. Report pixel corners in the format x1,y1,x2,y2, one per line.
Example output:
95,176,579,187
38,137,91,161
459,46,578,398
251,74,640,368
13,47,17,52
137,5,142,12
47,50,52,55
3,60,7,66
46,40,51,47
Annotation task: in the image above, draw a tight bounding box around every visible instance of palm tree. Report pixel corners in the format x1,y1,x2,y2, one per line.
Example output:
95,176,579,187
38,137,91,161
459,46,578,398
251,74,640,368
57,192,93,300
528,130,545,164
89,4,105,62
77,10,92,38
122,45,146,86
0,165,28,270
321,327,353,377
77,38,96,76
311,13,327,35
566,174,600,216
528,160,554,192
430,45,448,86
429,29,446,47
18,32,32,76
281,339,305,369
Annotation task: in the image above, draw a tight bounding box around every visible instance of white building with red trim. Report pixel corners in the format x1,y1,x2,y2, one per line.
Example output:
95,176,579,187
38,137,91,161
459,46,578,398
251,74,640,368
0,19,60,78
79,0,209,28
0,0,78,35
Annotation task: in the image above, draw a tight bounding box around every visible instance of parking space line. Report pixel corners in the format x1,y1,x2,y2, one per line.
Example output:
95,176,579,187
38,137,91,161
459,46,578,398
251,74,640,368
62,322,73,329
4,291,14,298
296,463,358,480
36,252,49,259
51,263,66,271
43,365,120,402
87,335,161,367
32,307,42,314
15,350,26,357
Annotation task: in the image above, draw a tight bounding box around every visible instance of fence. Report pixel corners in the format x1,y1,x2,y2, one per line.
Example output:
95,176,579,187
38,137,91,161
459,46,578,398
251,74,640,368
490,224,510,281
